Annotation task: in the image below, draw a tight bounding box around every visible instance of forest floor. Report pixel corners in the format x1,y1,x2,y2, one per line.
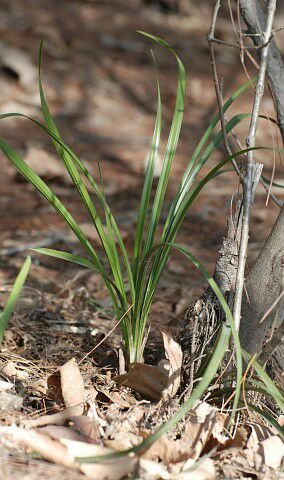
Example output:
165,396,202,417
0,0,284,478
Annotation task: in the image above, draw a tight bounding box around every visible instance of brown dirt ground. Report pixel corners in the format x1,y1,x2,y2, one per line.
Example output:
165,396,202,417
0,0,284,478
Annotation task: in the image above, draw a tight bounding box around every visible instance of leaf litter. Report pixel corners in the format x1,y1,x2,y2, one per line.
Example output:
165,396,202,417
0,2,284,477
0,311,283,480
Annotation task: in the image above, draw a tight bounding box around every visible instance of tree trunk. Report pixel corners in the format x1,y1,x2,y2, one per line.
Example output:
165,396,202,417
237,0,284,356
238,0,284,141
240,204,284,353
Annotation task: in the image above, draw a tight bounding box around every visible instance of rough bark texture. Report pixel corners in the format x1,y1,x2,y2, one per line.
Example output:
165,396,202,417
240,205,284,353
235,0,284,357
212,217,239,296
238,0,284,142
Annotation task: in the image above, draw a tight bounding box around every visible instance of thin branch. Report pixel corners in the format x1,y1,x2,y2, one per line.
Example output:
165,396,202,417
238,0,284,142
208,0,240,178
258,318,284,366
228,122,283,208
259,257,284,365
233,0,277,331
208,1,282,210
209,26,283,50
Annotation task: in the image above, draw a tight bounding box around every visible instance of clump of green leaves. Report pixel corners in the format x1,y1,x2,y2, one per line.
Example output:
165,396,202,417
1,35,283,457
0,33,253,364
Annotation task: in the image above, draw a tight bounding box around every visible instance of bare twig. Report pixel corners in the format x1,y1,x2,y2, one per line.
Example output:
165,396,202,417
238,0,284,142
258,256,284,365
208,1,282,213
259,289,284,324
209,26,283,50
258,318,284,365
228,121,283,208
233,0,277,331
208,0,241,177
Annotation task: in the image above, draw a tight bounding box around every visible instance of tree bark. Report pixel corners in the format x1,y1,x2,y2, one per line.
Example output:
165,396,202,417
238,0,284,142
240,204,284,353
237,0,284,356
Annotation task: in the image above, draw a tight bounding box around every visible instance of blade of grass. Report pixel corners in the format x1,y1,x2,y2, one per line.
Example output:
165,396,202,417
166,113,251,226
38,43,128,308
33,247,132,352
0,111,135,307
32,248,129,317
138,242,242,421
242,350,284,411
0,137,122,319
138,32,186,257
0,256,31,342
133,64,162,282
76,249,233,463
244,403,284,438
136,147,270,342
261,174,284,188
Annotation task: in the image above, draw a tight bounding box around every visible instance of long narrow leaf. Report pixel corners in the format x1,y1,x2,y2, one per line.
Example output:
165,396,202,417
0,111,135,306
166,113,251,227
139,32,186,256
242,350,284,411
0,139,99,266
0,256,31,342
133,69,162,281
0,137,123,318
136,242,242,420
177,77,257,192
137,147,270,339
76,247,233,463
32,248,128,313
38,44,128,307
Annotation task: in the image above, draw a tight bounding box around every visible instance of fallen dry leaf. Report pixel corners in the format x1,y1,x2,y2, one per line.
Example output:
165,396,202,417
259,435,284,470
0,426,74,468
223,426,248,449
96,388,136,408
115,331,182,402
38,425,92,443
0,379,13,392
114,362,168,401
0,426,137,480
25,406,85,428
142,402,228,466
60,358,86,415
247,422,274,449
175,403,220,461
142,435,182,465
27,358,86,427
80,460,136,480
178,458,216,480
1,361,29,380
139,458,170,480
161,330,183,401
0,391,23,411
139,457,216,480
62,439,138,479
68,415,101,443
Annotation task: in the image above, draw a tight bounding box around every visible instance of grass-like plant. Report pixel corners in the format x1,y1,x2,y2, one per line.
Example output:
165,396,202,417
1,34,283,458
0,256,31,343
0,33,255,364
